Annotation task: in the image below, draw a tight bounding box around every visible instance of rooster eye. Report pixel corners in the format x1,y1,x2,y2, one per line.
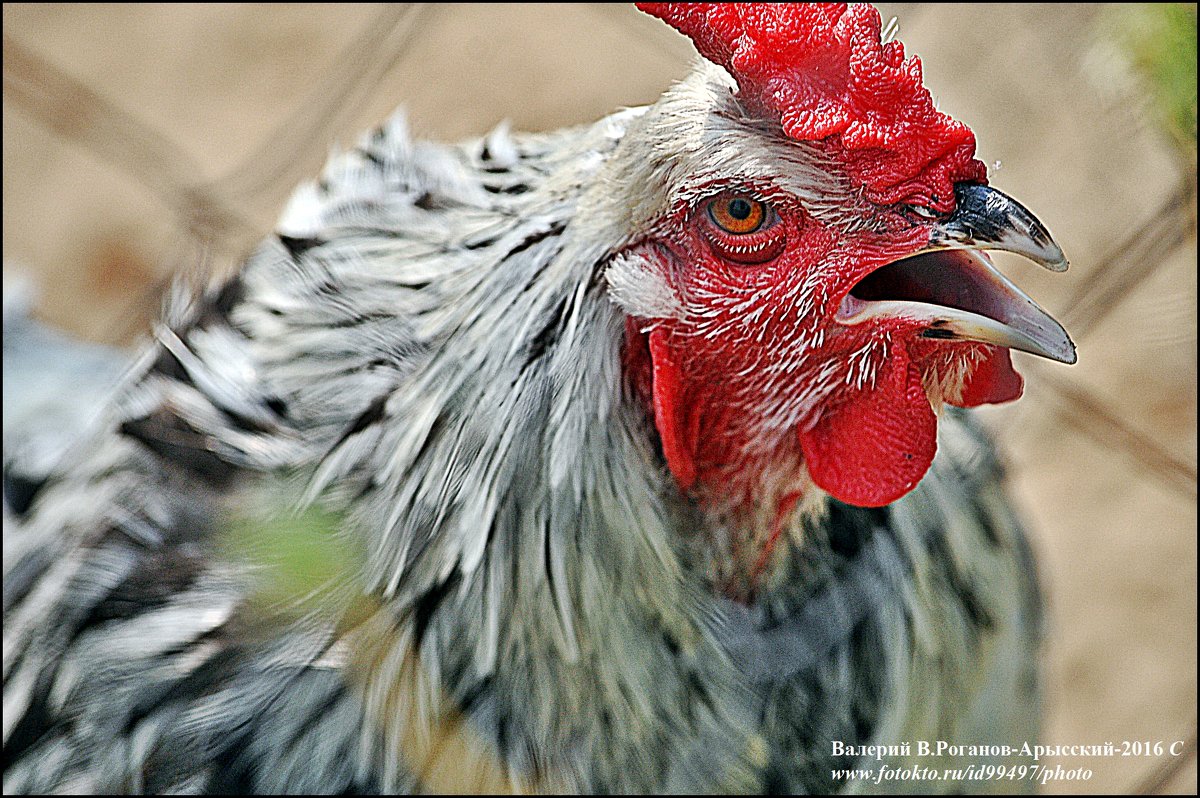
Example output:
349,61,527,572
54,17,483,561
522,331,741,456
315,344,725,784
709,195,767,234
700,193,787,265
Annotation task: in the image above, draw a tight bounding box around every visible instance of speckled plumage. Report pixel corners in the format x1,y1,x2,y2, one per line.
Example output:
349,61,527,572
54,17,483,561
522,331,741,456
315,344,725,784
4,58,1043,795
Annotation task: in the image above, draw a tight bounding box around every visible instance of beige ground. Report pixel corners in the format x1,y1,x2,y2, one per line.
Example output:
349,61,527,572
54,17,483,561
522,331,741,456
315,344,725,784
3,4,1196,794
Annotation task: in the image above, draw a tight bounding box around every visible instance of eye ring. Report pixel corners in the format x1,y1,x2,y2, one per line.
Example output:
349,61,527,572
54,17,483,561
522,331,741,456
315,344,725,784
708,195,768,235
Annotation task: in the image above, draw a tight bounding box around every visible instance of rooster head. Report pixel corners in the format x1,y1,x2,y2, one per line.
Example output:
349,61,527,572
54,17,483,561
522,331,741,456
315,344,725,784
601,3,1075,511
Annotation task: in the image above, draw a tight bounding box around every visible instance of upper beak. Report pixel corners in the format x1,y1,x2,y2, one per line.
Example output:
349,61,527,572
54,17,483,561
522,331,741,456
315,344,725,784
838,183,1078,365
933,183,1069,272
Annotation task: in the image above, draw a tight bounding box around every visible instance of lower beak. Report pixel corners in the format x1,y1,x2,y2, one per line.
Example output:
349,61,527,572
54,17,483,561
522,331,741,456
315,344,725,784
837,183,1077,365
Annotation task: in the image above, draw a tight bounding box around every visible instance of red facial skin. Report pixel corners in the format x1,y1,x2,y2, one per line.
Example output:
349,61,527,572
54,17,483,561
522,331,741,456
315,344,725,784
625,191,1022,512
629,4,1014,511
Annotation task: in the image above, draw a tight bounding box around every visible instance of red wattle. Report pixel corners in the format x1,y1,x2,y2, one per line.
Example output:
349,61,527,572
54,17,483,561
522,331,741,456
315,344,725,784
953,348,1024,407
648,328,700,490
798,353,938,507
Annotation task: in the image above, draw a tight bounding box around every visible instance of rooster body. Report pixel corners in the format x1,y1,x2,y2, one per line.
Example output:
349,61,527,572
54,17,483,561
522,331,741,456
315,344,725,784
4,5,1070,793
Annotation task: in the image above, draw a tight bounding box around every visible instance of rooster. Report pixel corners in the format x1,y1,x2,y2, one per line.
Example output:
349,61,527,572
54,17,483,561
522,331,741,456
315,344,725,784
3,3,1076,793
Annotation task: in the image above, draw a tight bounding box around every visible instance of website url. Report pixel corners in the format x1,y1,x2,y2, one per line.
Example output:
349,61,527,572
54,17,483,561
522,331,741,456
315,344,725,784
831,763,1094,786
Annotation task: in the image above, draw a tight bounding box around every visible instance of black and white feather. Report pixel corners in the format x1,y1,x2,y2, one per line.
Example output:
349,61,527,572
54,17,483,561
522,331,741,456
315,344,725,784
3,67,1041,794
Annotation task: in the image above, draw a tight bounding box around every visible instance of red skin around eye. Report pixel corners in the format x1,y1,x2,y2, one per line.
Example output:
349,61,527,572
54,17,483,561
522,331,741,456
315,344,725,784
702,223,787,265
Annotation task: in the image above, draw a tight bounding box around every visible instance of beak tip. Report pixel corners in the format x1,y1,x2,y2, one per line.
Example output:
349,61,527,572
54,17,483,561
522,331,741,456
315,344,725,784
1046,251,1070,273
1024,332,1077,366
1051,331,1078,365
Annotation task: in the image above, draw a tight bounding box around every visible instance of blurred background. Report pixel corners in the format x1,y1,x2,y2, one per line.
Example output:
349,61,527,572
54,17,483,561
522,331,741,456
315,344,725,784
2,4,1196,793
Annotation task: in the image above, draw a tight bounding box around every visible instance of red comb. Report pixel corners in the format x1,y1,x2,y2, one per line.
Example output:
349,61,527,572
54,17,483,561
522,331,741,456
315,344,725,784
637,2,986,210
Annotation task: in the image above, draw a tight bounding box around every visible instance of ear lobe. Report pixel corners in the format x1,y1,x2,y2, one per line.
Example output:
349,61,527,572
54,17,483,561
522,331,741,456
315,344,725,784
798,353,938,507
648,328,701,490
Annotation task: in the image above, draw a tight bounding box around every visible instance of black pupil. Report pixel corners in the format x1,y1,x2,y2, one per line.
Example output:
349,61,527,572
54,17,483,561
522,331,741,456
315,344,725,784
728,198,753,220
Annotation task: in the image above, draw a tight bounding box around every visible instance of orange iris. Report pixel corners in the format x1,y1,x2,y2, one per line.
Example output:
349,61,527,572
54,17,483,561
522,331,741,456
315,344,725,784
709,195,766,234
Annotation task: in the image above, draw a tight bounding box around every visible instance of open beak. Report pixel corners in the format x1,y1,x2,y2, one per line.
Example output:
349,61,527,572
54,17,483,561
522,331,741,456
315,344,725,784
837,183,1077,365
